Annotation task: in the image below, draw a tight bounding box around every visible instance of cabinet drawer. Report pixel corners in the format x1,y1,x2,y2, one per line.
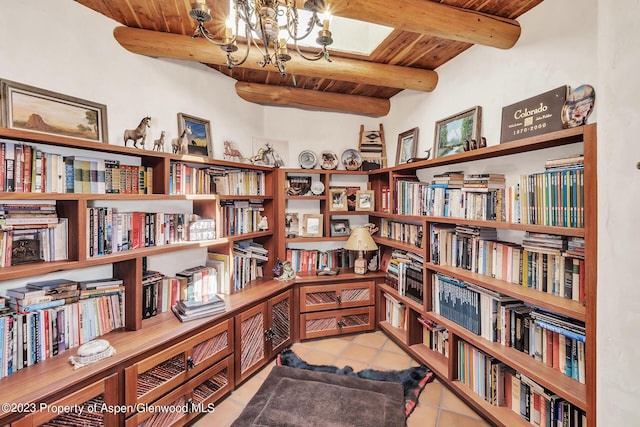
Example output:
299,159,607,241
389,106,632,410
28,373,119,426
125,355,234,427
300,306,375,339
125,319,233,409
299,281,375,312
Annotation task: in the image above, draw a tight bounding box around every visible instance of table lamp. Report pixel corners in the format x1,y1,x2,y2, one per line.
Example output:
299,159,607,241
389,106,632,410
343,226,378,274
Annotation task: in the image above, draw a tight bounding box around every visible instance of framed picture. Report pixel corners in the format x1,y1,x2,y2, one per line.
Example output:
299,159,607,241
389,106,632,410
0,79,108,143
329,188,348,211
356,190,375,212
285,212,300,238
330,219,351,237
396,127,419,165
434,106,482,158
302,214,323,237
178,113,213,157
345,186,361,211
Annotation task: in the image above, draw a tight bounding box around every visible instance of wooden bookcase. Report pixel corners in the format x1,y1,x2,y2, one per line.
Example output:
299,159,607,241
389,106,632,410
368,124,597,427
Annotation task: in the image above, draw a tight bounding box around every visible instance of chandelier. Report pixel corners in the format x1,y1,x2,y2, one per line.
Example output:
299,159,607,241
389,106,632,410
189,0,333,76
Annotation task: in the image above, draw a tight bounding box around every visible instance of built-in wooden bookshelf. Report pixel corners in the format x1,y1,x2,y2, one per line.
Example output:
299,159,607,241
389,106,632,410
369,124,597,427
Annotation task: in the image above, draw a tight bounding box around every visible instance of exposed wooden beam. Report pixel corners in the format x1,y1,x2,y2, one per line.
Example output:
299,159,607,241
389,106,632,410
235,82,390,117
306,0,521,49
113,26,438,92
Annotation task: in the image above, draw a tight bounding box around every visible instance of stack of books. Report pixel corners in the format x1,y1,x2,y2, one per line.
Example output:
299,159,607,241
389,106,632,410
6,278,79,313
171,294,226,322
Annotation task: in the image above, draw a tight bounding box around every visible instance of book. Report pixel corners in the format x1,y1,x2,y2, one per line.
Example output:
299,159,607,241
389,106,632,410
26,278,78,292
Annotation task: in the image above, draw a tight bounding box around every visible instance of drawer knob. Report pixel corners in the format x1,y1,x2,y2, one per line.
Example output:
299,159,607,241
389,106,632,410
337,320,345,328
187,356,195,370
336,295,342,305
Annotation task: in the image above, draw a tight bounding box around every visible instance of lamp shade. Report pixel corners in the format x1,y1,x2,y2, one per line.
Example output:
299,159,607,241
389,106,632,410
343,226,378,252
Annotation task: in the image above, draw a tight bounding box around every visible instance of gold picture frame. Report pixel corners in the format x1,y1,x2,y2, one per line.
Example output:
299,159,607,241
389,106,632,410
356,190,375,212
0,78,109,143
396,127,419,165
302,214,323,237
177,112,213,157
434,106,482,158
329,188,348,211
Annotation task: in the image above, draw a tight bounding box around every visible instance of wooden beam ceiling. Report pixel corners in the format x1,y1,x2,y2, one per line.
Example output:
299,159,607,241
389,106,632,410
235,82,390,117
113,26,439,92
304,0,521,49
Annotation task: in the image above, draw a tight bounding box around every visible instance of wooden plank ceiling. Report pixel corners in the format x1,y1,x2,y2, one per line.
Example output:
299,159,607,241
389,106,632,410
74,0,543,116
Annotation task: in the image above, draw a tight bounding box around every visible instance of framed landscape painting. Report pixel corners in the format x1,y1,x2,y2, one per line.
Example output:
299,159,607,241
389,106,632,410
0,79,108,143
178,112,213,157
434,106,482,158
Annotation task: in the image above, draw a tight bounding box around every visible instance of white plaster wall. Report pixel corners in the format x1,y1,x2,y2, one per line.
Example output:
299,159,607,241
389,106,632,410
596,0,640,424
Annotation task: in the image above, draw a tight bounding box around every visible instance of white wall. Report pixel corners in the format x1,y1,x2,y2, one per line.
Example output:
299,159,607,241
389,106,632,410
1,0,639,424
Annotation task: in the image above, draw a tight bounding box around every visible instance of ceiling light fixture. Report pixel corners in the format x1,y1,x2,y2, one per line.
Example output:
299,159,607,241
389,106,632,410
189,0,333,76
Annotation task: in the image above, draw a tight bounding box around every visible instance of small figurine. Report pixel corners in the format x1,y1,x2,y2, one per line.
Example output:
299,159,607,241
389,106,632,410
249,147,265,164
273,259,284,277
463,139,470,151
478,137,487,149
263,143,285,167
172,127,191,154
124,116,151,149
258,215,268,231
224,140,244,161
276,261,297,281
363,223,379,235
153,131,166,152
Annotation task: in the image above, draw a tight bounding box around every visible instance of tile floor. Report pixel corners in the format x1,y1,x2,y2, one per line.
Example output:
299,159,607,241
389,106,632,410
195,331,491,427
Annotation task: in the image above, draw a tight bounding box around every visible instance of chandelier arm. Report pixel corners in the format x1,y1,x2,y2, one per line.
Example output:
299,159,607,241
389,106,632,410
293,42,328,62
195,22,236,47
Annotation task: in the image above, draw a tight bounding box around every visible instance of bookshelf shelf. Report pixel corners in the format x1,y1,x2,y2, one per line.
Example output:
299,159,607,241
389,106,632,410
370,124,597,427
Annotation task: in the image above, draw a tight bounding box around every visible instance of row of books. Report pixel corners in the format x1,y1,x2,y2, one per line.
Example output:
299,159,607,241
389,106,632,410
379,219,423,248
232,240,268,291
68,159,152,195
285,248,357,273
384,257,424,305
418,316,449,358
382,293,406,329
458,340,586,425
219,200,265,236
0,219,69,267
170,165,267,196
431,225,585,302
1,142,51,193
513,168,584,228
86,208,212,257
0,277,125,378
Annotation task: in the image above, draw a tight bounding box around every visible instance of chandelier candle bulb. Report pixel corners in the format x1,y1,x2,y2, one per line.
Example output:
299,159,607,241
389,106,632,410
323,19,329,31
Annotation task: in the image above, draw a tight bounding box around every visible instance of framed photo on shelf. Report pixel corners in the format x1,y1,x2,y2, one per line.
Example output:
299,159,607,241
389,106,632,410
285,212,300,238
329,188,348,211
355,190,375,212
396,127,419,165
434,106,482,158
330,219,351,237
302,214,323,237
0,78,109,143
178,112,213,157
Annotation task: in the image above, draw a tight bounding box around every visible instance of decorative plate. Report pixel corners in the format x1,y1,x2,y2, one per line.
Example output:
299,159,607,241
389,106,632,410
561,84,595,128
298,150,317,169
341,149,362,171
311,181,325,195
320,151,339,170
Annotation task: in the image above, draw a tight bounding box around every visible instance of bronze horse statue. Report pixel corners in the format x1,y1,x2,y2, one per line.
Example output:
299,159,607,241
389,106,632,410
124,116,151,149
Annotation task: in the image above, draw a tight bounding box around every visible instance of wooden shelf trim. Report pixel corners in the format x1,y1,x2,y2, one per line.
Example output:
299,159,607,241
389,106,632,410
427,312,587,409
427,263,586,321
374,236,422,253
384,126,588,173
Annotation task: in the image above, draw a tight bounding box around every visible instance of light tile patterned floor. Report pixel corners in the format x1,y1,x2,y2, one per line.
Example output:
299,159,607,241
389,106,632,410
194,331,491,427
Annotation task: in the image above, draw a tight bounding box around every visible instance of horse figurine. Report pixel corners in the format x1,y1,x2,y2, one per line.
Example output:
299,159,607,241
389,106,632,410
223,141,243,161
171,127,192,154
153,131,166,152
249,147,265,164
124,116,151,149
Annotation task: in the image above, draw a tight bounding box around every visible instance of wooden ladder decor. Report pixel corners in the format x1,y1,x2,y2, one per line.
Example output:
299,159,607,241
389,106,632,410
359,123,387,170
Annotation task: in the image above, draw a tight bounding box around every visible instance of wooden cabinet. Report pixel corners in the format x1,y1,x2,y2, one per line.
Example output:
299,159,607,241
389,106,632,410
124,319,233,411
12,373,119,427
368,125,597,427
298,278,377,339
235,289,293,383
124,355,233,427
